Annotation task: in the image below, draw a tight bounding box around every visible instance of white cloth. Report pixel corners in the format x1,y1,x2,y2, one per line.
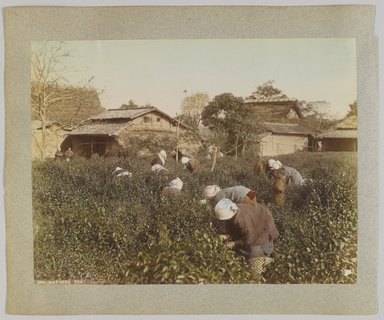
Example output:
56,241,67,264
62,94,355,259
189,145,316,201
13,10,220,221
151,164,168,173
181,156,190,164
159,150,167,159
168,177,183,190
112,167,132,177
267,159,276,168
203,185,221,199
270,160,283,170
214,198,239,220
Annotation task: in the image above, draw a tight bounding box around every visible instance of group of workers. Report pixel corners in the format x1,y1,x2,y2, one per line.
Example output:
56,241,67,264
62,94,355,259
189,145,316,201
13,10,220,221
112,148,307,276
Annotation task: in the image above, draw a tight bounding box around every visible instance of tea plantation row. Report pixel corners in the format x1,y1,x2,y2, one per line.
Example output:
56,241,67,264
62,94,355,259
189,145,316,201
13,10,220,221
32,152,357,284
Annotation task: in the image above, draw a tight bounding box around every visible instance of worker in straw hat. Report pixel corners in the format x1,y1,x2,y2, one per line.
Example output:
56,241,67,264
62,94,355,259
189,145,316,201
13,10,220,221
203,185,257,205
214,198,279,276
161,177,183,198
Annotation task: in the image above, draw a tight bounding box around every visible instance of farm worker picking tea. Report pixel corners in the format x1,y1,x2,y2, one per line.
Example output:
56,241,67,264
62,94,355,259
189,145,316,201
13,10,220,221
214,198,279,275
151,164,168,176
151,149,167,166
271,167,286,205
112,166,132,178
203,185,257,205
269,159,305,187
171,150,200,173
181,156,200,173
253,153,266,176
161,177,183,198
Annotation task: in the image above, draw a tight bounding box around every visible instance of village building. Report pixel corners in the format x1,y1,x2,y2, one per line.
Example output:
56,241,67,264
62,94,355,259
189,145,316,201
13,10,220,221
246,97,304,122
316,115,357,151
62,106,187,158
256,122,313,157
246,97,314,156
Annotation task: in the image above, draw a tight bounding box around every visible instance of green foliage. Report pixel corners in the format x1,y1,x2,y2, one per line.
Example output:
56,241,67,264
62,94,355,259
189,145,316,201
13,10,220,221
248,80,288,100
347,100,357,117
201,93,261,155
33,152,357,284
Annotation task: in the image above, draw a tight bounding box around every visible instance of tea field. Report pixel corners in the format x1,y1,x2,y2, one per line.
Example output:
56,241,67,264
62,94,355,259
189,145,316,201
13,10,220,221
32,152,357,284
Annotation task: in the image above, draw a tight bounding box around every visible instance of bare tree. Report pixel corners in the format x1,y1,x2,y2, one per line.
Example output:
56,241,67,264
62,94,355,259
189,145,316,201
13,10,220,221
180,92,209,129
31,41,102,159
31,41,75,158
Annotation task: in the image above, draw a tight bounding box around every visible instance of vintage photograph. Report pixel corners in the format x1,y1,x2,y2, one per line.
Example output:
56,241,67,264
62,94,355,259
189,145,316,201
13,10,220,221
31,39,357,285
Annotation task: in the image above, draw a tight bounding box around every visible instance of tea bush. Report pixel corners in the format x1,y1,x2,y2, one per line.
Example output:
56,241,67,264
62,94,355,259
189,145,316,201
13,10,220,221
33,152,357,284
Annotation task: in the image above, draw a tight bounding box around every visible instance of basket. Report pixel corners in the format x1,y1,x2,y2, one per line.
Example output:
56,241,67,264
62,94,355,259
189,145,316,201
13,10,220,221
248,257,273,277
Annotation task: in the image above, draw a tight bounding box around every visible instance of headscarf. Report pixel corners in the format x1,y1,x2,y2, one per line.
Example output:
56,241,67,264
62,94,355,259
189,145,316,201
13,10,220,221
214,198,239,220
112,166,132,177
271,160,283,170
181,156,190,164
168,177,183,190
159,150,167,160
267,159,276,168
203,185,221,199
151,164,168,174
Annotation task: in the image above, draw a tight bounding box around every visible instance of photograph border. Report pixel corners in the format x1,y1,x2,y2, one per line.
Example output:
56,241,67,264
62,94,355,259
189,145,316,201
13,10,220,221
3,4,380,316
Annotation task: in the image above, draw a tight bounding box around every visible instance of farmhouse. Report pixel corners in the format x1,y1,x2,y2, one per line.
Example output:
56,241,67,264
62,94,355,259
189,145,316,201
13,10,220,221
245,97,314,156
63,106,187,157
257,122,313,157
317,115,357,151
246,97,304,122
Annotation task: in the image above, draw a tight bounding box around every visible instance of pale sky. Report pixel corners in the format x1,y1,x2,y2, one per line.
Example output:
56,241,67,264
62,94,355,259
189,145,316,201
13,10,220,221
46,39,356,118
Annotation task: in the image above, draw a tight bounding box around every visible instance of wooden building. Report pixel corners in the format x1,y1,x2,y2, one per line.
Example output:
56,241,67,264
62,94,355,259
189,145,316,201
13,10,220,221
63,107,186,157
257,122,313,156
246,97,313,156
246,97,304,122
317,115,357,151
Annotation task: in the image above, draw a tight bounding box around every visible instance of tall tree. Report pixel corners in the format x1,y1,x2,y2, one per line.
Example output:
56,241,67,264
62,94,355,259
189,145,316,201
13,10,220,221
180,92,209,129
31,41,101,159
31,41,75,158
120,99,139,109
347,100,357,117
201,93,262,157
248,80,288,100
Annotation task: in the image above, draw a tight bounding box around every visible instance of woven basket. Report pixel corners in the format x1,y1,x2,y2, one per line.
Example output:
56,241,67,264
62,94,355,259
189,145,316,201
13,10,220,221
248,257,273,277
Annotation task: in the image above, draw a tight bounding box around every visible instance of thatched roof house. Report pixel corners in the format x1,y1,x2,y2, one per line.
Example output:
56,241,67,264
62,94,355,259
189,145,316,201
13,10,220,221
243,96,313,156
257,122,313,156
63,106,187,157
32,86,104,126
317,115,357,151
246,97,304,122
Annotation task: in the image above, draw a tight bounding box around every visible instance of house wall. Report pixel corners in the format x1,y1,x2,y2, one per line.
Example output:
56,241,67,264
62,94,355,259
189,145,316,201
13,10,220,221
32,126,67,160
321,138,357,151
71,136,116,158
260,134,309,156
64,111,186,158
130,111,179,132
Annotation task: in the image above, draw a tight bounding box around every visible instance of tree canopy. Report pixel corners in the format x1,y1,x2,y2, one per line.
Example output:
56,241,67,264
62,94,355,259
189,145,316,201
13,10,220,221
201,93,262,157
180,92,209,129
248,80,288,100
120,100,139,109
347,100,357,117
